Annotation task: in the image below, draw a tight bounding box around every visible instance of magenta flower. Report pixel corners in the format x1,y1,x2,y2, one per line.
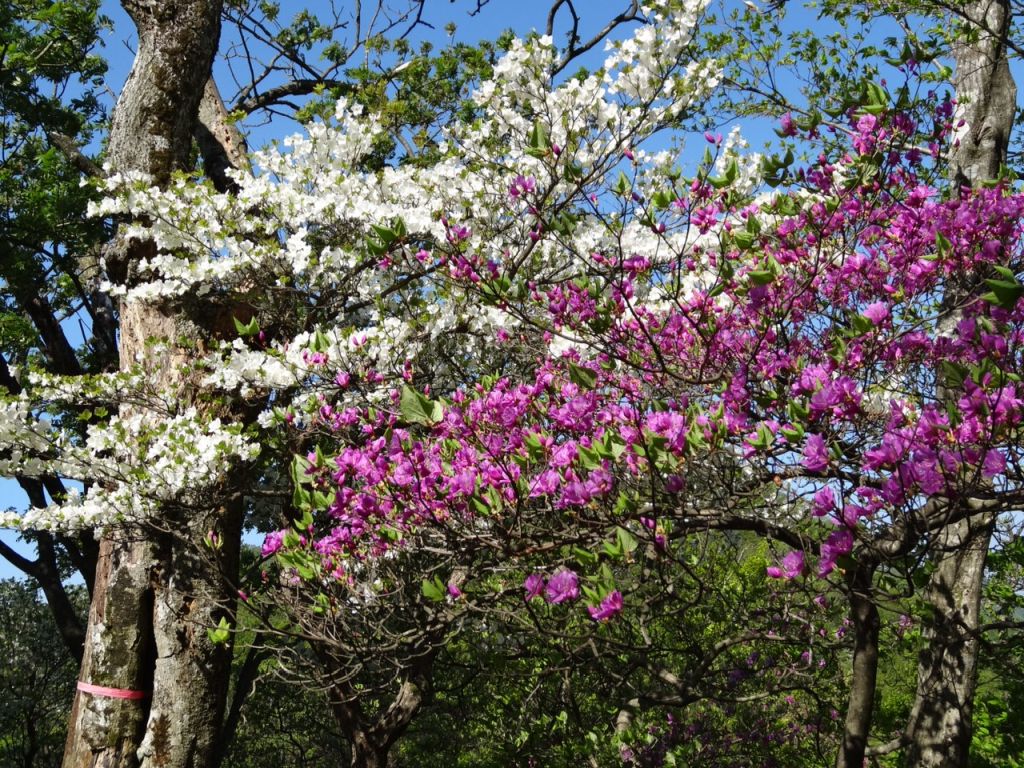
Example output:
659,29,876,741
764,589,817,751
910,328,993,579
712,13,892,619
812,486,835,517
261,529,286,557
524,573,545,601
802,434,829,473
588,590,624,621
983,449,1006,478
818,528,854,576
779,112,797,137
862,301,890,325
545,569,580,604
766,550,805,580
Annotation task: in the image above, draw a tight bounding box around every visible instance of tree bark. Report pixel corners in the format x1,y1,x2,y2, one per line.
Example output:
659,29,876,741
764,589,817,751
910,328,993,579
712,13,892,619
62,3,233,768
904,515,995,768
329,668,433,768
836,562,881,768
903,2,1015,766
196,76,250,194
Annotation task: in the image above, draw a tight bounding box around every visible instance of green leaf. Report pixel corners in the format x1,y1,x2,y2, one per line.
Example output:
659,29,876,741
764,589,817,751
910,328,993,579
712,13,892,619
400,385,443,426
370,223,398,244
613,170,631,195
981,278,1024,310
993,264,1016,281
572,546,599,566
526,120,549,158
207,617,231,645
568,362,597,389
421,576,446,602
733,231,755,250
233,315,260,336
615,526,638,554
938,360,969,388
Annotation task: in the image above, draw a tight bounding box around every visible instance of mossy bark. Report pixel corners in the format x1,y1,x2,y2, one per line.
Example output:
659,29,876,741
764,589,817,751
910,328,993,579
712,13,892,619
62,3,238,768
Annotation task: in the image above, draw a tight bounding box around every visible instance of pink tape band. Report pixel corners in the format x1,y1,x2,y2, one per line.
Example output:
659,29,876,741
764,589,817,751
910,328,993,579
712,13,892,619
77,681,148,700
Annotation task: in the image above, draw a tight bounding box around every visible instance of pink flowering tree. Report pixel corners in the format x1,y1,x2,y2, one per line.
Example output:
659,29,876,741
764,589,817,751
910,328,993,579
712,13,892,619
258,87,1024,764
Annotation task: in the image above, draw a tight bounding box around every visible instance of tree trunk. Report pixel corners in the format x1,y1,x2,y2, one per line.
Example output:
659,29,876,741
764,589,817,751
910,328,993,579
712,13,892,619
350,734,392,768
903,2,1015,765
904,516,995,768
330,672,433,768
836,563,880,768
62,2,231,768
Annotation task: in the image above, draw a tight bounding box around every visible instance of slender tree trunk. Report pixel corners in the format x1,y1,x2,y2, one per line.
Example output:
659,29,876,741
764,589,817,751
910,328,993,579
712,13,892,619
903,2,1015,766
836,563,881,768
904,516,995,768
62,3,232,767
329,670,433,768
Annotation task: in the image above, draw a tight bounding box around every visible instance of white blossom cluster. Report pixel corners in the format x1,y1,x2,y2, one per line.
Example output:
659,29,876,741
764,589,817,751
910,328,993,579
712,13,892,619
0,398,55,478
2,404,259,532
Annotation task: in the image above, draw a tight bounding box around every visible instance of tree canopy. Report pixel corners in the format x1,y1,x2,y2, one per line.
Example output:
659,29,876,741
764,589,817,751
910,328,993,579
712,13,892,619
1,1,1023,767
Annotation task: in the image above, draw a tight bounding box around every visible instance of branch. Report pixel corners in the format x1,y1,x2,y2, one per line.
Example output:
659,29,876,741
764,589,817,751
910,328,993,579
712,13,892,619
550,1,642,76
233,78,352,115
864,733,909,757
197,77,250,193
46,131,103,178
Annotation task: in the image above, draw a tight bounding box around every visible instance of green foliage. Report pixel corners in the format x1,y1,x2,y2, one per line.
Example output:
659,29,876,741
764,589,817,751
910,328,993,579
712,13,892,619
0,580,84,768
0,0,109,368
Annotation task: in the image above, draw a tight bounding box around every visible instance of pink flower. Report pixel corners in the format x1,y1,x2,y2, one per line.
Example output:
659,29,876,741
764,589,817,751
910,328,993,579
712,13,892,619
779,112,797,137
982,449,1006,478
767,550,805,580
802,434,829,473
545,569,579,604
588,590,623,621
524,574,545,601
818,529,854,576
812,486,836,517
862,301,889,325
261,529,286,557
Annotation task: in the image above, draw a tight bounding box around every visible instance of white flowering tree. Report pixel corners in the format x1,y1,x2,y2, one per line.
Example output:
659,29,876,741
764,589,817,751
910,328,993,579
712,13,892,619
3,1,708,766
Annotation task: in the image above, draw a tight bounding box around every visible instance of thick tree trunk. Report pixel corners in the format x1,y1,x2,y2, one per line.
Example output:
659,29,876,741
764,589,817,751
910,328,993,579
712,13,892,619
62,3,231,768
904,516,995,768
903,2,1015,766
836,563,880,768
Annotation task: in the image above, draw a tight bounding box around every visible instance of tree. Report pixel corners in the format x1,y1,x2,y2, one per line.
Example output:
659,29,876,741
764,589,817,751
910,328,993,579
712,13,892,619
3,1,1023,766
0,580,85,768
2,2,652,766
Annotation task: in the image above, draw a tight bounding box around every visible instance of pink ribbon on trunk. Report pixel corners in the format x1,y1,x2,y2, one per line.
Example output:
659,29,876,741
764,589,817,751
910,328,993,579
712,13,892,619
76,680,148,700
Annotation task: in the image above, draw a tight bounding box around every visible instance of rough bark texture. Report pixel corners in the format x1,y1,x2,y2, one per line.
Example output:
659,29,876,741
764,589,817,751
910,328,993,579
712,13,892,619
904,516,995,768
62,3,232,768
329,665,434,768
903,2,1015,766
196,76,250,194
836,563,880,768
949,0,1016,190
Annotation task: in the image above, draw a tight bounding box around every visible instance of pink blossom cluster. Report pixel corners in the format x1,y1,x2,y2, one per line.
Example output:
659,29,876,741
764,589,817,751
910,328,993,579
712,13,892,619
266,107,1024,617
